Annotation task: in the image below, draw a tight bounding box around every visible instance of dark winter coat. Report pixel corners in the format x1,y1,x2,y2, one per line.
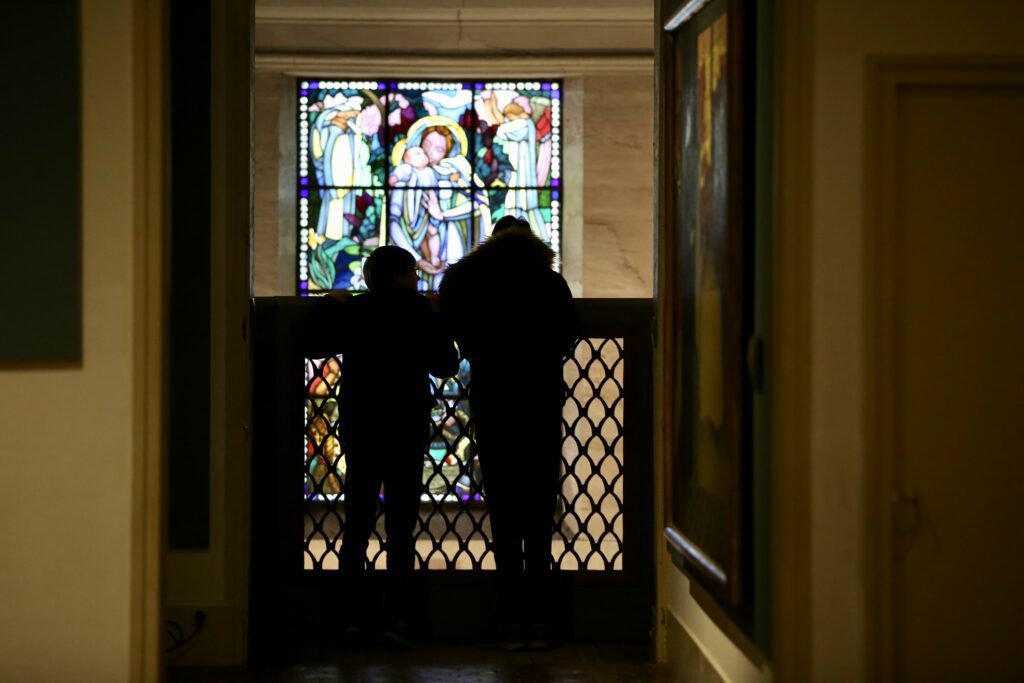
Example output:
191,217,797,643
439,228,579,419
304,291,459,445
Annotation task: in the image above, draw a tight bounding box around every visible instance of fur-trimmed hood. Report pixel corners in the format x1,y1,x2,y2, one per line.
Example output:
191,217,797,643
442,228,555,293
438,227,577,367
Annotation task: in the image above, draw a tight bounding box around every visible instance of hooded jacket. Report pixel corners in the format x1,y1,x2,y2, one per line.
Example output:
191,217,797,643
439,228,579,414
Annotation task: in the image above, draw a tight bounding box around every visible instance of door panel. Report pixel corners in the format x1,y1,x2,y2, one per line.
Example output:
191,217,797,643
891,83,1024,681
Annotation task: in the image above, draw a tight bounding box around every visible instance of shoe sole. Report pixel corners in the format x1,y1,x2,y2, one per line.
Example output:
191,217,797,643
473,640,527,652
380,630,418,650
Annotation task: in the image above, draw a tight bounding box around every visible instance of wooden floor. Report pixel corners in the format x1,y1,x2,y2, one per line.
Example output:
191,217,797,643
168,641,672,682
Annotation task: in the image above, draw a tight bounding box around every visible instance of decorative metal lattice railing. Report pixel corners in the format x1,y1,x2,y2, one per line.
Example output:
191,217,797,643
302,336,626,571
250,297,653,646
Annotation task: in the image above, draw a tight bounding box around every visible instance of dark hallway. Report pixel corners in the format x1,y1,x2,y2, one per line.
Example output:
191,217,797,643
5,0,1024,681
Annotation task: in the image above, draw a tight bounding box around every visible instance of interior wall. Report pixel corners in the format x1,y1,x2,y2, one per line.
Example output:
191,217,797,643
807,2,1024,680
660,1,1024,679
255,0,652,54
0,1,143,679
581,73,654,297
251,1,654,298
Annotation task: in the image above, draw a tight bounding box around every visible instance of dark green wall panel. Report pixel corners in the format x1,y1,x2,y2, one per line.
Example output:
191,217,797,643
168,0,212,549
0,2,80,364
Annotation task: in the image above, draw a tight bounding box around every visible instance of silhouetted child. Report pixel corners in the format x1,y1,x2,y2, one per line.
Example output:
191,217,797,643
304,246,458,643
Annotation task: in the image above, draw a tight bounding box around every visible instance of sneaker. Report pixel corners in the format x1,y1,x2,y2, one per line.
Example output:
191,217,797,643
380,619,419,650
524,622,558,651
340,622,373,647
475,623,526,651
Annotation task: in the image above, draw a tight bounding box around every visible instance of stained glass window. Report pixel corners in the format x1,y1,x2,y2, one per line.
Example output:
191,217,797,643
297,79,562,293
303,354,481,505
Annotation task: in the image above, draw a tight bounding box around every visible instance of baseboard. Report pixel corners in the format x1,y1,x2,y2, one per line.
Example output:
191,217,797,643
667,609,728,683
664,568,773,683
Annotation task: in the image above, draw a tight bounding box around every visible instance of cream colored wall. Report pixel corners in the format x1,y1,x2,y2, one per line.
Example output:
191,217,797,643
255,69,287,294
251,1,654,298
0,2,144,680
582,73,654,297
808,2,1024,680
656,2,1024,681
256,0,652,54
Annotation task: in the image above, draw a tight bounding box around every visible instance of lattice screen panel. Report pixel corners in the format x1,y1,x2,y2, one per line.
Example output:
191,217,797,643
303,338,625,571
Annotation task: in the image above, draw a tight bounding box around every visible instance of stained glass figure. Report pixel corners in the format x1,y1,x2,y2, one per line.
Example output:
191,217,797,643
297,79,562,293
303,189,384,291
479,189,559,252
306,83,387,189
300,82,387,292
305,357,345,498
385,84,486,290
430,357,480,500
475,83,558,188
304,353,482,505
387,84,475,179
475,82,560,245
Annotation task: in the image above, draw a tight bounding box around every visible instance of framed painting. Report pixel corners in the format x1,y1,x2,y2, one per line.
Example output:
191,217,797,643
661,0,754,605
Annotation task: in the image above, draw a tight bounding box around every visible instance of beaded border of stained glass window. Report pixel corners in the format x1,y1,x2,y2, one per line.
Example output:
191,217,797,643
296,79,563,294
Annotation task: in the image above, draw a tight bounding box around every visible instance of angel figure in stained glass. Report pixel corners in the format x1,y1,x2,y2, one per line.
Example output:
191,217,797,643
310,95,380,242
307,94,384,290
479,91,550,242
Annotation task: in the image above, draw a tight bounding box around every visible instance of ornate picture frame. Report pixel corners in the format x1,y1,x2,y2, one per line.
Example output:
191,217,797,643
661,0,753,605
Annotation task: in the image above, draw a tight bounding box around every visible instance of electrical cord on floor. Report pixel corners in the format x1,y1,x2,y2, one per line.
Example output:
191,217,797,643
166,610,207,653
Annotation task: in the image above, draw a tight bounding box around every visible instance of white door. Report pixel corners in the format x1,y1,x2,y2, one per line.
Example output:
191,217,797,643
872,66,1024,682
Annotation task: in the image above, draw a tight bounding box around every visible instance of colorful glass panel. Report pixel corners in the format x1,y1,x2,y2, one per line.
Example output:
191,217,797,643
387,83,475,187
475,82,560,189
303,82,387,189
297,79,563,293
300,189,384,292
303,354,482,505
478,189,558,249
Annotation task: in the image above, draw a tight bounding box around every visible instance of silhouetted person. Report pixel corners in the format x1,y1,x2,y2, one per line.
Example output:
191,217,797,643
304,246,458,643
439,216,579,648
